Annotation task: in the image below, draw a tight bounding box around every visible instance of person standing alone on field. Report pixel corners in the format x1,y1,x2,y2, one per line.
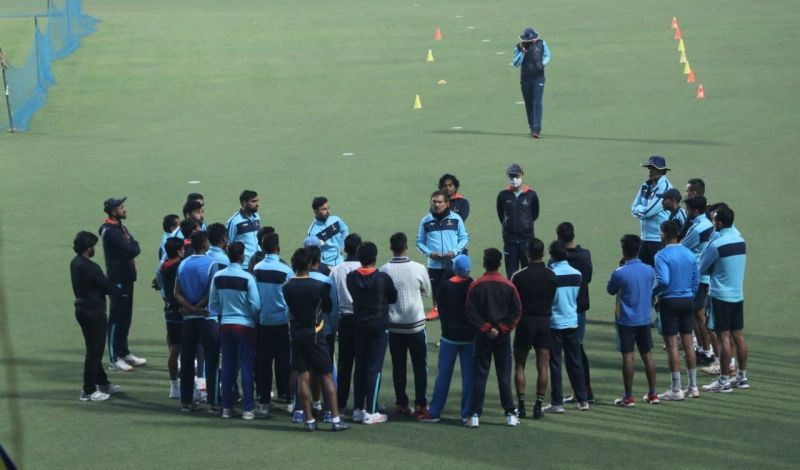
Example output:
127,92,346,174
512,27,550,138
497,164,540,278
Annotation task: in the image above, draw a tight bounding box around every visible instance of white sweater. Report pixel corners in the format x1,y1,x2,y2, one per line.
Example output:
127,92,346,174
329,260,361,315
380,257,431,334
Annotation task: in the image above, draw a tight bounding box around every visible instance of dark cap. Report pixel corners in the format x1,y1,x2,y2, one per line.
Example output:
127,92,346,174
506,163,523,175
641,155,670,171
103,197,127,213
663,188,682,202
520,27,538,42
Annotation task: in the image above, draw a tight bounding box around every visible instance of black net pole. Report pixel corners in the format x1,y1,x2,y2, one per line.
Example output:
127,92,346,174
0,48,15,132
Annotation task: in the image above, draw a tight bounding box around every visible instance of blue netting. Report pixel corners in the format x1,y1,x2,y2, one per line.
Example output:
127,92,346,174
1,0,99,131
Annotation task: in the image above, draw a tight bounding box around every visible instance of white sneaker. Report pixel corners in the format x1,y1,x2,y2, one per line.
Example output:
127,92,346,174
542,404,565,414
221,408,233,418
98,383,121,394
169,382,180,399
255,404,270,418
730,376,750,389
701,362,720,375
123,353,147,366
362,412,388,424
242,411,255,420
195,377,207,392
684,386,700,398
657,389,685,401
312,401,323,412
286,403,295,413
108,358,133,372
702,378,733,393
80,390,110,402
506,413,520,426
578,402,590,411
465,414,479,428
351,408,364,423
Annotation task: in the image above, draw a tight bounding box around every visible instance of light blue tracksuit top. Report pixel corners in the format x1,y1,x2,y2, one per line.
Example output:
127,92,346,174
416,211,469,269
252,254,293,326
699,228,746,302
209,263,261,328
550,260,581,330
307,215,349,267
631,175,672,242
681,213,714,284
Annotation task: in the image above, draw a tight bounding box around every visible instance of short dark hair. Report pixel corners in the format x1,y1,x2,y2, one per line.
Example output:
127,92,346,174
262,232,280,254
708,202,730,214
257,226,275,246
687,178,706,197
182,199,203,218
620,234,641,259
306,245,321,265
714,206,735,227
556,222,575,242
438,174,460,190
389,232,407,255
312,196,328,211
73,231,98,254
527,237,545,260
165,237,184,259
660,219,682,241
162,214,180,233
684,196,707,212
239,190,258,203
190,231,208,252
228,242,245,263
430,189,449,202
549,240,568,262
291,248,312,273
357,241,378,266
344,233,362,257
207,223,227,246
483,248,503,271
179,218,198,239
186,192,204,202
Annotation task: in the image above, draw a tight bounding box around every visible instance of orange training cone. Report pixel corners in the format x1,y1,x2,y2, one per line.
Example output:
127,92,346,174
434,27,442,41
687,69,695,83
671,17,678,29
696,84,705,99
674,27,682,40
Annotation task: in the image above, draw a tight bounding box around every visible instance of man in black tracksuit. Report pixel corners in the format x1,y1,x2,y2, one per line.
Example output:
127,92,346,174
99,197,145,371
465,248,522,427
497,163,540,279
346,242,397,424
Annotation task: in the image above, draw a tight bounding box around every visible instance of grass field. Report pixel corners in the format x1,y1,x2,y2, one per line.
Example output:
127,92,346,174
1,0,799,468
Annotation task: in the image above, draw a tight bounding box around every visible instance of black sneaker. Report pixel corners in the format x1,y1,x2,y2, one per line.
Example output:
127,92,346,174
533,402,544,420
331,421,350,432
518,404,527,419
697,353,715,366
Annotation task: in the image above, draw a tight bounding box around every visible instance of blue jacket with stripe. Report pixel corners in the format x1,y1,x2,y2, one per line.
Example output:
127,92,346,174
699,228,746,302
307,215,349,267
226,210,261,266
550,260,581,330
416,210,469,269
252,254,293,326
631,175,672,242
681,213,714,284
209,263,261,328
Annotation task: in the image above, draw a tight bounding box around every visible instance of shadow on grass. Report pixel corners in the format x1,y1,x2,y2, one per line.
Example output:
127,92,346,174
431,129,728,146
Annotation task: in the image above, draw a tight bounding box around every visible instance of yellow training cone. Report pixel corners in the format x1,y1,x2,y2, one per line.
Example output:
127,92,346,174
427,49,434,62
678,39,685,52
414,94,422,109
679,50,687,63
683,61,691,75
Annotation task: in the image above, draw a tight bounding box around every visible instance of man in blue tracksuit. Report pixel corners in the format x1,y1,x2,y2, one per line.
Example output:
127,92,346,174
307,196,349,268
416,190,469,319
252,232,293,415
210,242,261,419
512,27,551,138
653,220,699,401
226,190,261,267
206,223,230,276
662,188,687,228
699,206,749,393
631,156,673,266
497,164,540,279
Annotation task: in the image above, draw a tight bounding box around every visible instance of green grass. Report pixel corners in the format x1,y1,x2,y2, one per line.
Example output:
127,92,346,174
1,0,799,468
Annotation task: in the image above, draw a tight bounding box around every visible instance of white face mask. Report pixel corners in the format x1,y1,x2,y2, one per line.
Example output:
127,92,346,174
511,177,522,187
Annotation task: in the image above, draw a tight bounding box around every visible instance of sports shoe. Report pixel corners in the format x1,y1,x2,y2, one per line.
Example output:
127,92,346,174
614,396,635,407
414,404,427,417
80,390,110,402
98,383,121,395
465,414,479,428
701,362,721,375
169,382,180,399
255,404,270,418
207,406,221,416
292,410,305,423
395,405,413,416
657,389,685,401
193,389,207,403
221,408,233,418
286,403,295,413
362,412,388,424
531,131,541,139
730,376,750,389
323,411,333,424
425,307,439,321
108,358,133,372
684,386,700,398
416,410,441,423
643,393,660,404
351,409,364,423
578,402,589,411
564,395,577,404
702,378,733,393
542,404,564,414
696,353,715,367
181,403,199,413
517,406,527,419
506,413,520,426
123,353,147,367
312,401,323,413
304,420,317,432
533,402,544,420
242,411,255,420
331,420,350,432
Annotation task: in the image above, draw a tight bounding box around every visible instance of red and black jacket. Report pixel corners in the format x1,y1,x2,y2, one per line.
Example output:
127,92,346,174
465,271,521,336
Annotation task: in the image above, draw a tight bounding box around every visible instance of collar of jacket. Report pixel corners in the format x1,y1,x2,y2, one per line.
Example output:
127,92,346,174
505,184,531,193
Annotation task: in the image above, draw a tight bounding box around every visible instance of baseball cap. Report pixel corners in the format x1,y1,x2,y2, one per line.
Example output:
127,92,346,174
103,197,126,213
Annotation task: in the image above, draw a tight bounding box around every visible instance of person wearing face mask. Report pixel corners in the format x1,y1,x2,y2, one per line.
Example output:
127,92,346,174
416,190,469,320
307,196,349,268
496,164,540,279
631,156,673,267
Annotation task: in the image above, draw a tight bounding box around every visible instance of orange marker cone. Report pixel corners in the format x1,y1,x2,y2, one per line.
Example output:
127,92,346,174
674,27,682,40
687,69,695,83
696,84,705,99
671,17,678,29
434,27,442,41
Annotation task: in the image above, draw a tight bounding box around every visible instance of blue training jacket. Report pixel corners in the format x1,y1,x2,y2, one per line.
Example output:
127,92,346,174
631,175,672,242
653,244,699,299
416,211,469,269
307,215,349,267
226,210,261,266
177,254,215,320
607,259,655,327
210,263,261,328
681,213,714,284
699,227,746,302
550,260,581,329
253,254,293,326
